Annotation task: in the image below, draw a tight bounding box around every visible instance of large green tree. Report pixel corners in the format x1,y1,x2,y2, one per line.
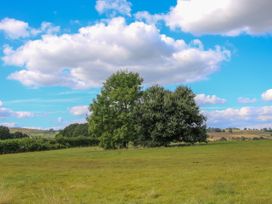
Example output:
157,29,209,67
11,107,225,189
88,71,143,149
134,86,207,147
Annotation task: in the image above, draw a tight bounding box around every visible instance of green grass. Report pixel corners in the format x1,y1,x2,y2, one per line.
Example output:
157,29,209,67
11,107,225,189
1,141,272,204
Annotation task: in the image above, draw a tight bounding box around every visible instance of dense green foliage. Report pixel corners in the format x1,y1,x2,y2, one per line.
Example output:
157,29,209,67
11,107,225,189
1,141,272,203
89,71,207,149
0,138,63,154
0,126,29,140
0,137,98,154
56,123,89,137
89,71,143,149
134,86,206,147
56,136,99,147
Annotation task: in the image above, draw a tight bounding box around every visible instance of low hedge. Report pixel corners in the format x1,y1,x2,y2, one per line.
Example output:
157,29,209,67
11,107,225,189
0,137,98,154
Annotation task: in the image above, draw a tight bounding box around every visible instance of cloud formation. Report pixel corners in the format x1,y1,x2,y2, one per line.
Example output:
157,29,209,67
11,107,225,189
195,94,226,105
95,0,132,16
205,106,272,128
165,0,272,36
70,105,89,116
237,97,257,104
3,17,230,89
0,100,34,118
0,18,60,39
262,89,272,101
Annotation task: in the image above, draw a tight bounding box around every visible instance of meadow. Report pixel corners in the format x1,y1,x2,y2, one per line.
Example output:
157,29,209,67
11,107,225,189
0,140,272,204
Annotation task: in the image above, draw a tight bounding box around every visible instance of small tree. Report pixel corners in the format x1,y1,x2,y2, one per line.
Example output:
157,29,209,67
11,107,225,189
88,71,143,149
0,126,10,140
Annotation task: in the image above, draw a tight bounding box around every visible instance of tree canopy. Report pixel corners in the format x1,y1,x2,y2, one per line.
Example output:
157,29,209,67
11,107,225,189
88,71,143,149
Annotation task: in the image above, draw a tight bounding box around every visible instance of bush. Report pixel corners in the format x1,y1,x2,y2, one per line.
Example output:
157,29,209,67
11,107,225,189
57,123,89,137
0,138,64,154
56,136,99,147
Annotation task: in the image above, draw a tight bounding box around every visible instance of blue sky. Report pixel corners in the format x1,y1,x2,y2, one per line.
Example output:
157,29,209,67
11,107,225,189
0,0,272,129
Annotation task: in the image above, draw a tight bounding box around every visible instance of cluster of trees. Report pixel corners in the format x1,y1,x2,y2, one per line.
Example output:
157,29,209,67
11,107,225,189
0,126,29,140
88,71,207,149
56,123,89,138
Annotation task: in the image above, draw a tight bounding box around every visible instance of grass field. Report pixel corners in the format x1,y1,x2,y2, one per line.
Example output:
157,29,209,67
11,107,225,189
0,141,272,204
9,128,58,138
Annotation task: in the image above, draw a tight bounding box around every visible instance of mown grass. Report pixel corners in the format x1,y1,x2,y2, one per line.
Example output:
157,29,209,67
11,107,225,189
0,141,272,203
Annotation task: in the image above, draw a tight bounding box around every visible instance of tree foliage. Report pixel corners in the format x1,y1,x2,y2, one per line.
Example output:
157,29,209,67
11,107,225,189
88,71,143,149
88,71,207,149
134,86,207,147
57,123,89,138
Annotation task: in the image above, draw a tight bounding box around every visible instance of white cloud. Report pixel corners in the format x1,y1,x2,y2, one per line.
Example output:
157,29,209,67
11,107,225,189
262,89,272,101
95,0,132,16
3,17,230,89
134,11,164,25
0,18,30,39
205,106,272,128
0,100,34,118
237,97,257,104
0,18,59,39
195,94,226,105
15,111,34,118
70,105,89,116
165,0,272,36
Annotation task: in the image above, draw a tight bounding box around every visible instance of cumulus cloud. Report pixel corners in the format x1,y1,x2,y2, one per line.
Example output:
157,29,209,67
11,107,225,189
237,97,257,104
0,18,59,39
70,105,89,116
165,0,272,36
3,17,230,89
0,100,33,118
262,89,272,101
95,0,132,16
0,18,30,39
205,106,272,128
195,94,226,105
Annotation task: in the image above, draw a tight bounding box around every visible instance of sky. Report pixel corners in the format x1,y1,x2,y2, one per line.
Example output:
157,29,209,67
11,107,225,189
0,0,272,129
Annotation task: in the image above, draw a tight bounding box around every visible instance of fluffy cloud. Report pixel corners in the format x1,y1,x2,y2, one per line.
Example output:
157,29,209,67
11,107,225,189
3,17,230,89
205,106,272,128
195,94,226,105
0,18,59,39
262,89,272,101
70,105,89,116
165,0,272,36
237,97,257,104
0,18,30,39
95,0,132,16
0,100,33,118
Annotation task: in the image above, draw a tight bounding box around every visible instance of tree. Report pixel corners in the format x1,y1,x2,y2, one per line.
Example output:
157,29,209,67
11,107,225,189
88,71,143,149
167,86,207,143
57,123,89,138
0,126,10,140
134,86,207,147
133,86,172,147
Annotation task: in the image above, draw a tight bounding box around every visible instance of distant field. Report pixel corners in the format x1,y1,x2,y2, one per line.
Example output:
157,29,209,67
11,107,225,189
0,140,272,203
208,130,272,141
10,128,58,138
